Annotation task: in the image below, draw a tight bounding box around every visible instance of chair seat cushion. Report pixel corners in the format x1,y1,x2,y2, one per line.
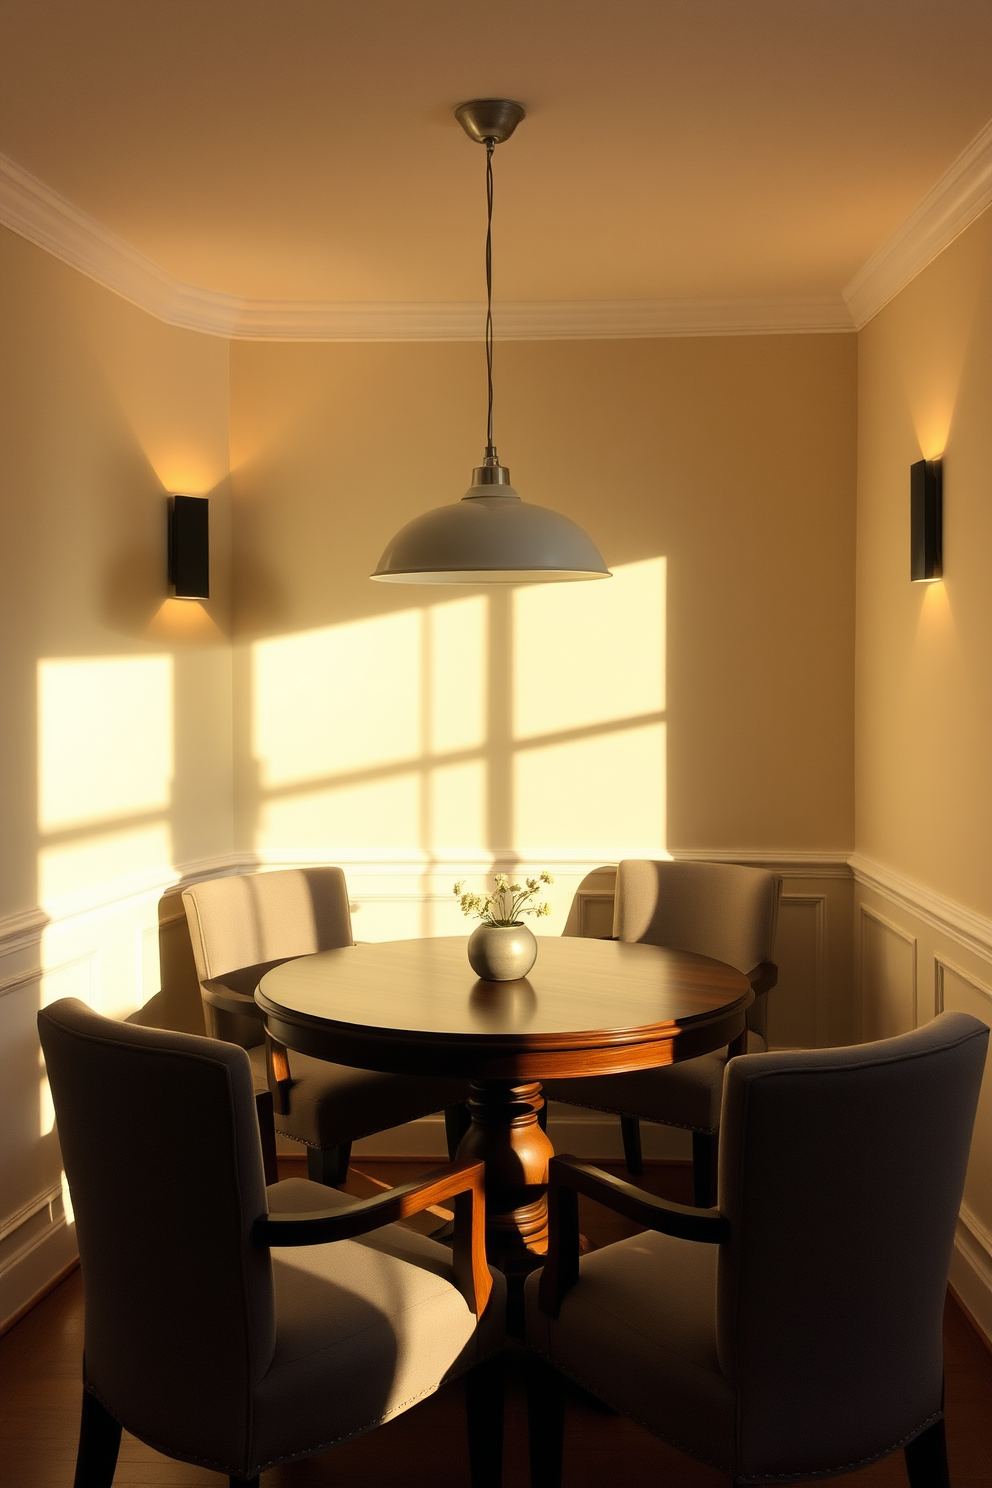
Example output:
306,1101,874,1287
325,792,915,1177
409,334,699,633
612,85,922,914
544,1031,767,1134
525,1229,734,1471
252,1177,505,1471
248,1044,469,1147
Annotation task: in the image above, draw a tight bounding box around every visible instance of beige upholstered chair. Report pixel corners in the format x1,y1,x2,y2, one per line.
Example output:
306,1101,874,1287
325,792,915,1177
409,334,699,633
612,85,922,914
182,868,470,1185
545,859,781,1204
39,998,505,1488
528,1013,989,1488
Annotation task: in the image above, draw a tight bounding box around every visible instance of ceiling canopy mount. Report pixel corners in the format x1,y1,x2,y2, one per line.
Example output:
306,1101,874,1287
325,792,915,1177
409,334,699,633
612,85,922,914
454,98,526,146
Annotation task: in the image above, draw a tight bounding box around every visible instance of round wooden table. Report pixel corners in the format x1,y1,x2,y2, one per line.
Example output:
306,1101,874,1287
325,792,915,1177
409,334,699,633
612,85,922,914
257,935,751,1272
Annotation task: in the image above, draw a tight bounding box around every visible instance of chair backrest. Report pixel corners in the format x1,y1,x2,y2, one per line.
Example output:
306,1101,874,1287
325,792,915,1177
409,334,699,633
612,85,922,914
38,998,276,1469
612,859,779,974
716,1013,988,1482
182,867,354,1044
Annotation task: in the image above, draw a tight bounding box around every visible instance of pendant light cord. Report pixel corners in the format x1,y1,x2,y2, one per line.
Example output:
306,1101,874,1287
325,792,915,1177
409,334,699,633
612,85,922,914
485,138,496,461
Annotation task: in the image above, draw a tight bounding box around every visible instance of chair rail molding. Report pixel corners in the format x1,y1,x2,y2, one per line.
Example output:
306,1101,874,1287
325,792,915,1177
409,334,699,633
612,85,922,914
935,954,992,1018
669,848,852,879
844,115,992,327
850,852,992,963
0,906,49,962
0,150,854,340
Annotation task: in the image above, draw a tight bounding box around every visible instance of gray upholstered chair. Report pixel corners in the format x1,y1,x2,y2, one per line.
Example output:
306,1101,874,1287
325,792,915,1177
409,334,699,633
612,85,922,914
39,997,505,1488
545,859,781,1204
527,1013,988,1488
182,868,470,1185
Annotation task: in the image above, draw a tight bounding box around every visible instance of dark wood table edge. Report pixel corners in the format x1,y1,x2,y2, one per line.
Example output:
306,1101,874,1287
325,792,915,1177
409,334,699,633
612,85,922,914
255,987,754,1079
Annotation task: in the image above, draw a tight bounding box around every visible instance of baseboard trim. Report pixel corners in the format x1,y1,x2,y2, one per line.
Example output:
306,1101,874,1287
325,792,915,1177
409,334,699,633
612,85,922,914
948,1279,992,1361
0,1255,79,1339
0,1221,78,1337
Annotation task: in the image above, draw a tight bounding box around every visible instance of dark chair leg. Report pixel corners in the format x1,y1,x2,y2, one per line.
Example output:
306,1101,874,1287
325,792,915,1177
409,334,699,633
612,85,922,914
527,1354,566,1488
74,1389,121,1488
465,1353,505,1488
230,1480,259,1487
904,1418,950,1488
255,1089,279,1185
445,1102,472,1159
692,1130,718,1207
620,1114,643,1175
307,1142,352,1186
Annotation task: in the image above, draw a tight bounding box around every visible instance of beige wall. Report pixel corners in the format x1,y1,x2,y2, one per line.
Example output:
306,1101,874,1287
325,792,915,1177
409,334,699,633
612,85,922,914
855,207,992,1340
0,225,233,1326
857,209,992,914
230,335,857,923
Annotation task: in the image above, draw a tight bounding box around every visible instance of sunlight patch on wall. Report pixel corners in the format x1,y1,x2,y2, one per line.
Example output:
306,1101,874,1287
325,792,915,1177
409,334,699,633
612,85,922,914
428,596,486,752
513,558,666,740
513,722,666,854
248,562,667,870
39,656,173,831
253,610,421,786
39,825,173,913
258,773,421,850
428,759,487,849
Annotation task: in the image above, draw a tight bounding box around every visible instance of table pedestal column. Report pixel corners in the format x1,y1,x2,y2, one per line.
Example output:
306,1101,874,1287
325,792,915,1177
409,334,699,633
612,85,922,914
455,1078,555,1273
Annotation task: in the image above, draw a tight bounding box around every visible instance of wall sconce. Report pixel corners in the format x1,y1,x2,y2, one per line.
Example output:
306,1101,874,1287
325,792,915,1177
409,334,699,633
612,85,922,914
168,495,209,599
910,459,942,582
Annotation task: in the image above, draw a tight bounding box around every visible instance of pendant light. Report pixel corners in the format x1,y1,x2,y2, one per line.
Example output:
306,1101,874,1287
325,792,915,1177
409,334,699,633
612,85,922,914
371,98,611,585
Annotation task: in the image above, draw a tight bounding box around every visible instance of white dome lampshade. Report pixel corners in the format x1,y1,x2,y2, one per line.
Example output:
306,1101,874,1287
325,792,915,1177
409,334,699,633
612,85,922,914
370,98,611,588
371,466,611,584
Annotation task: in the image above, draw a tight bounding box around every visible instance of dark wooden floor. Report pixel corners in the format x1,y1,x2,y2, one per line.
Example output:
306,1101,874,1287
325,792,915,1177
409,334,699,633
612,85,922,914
3,1158,992,1487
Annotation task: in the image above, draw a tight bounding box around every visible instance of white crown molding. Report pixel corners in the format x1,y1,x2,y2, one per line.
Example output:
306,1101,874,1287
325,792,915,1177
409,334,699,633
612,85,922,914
0,152,244,334
844,117,992,328
0,150,852,341
229,294,854,341
849,851,992,962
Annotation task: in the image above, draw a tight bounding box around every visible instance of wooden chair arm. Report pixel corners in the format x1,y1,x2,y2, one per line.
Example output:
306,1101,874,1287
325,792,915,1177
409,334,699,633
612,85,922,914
538,1155,728,1319
254,1159,493,1316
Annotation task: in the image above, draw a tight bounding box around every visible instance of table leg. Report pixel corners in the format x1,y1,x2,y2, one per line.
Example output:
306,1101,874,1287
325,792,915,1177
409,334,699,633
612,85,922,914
455,1078,555,1273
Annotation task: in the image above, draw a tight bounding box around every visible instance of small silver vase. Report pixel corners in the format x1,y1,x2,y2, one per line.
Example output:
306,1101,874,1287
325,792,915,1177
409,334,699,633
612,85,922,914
467,922,538,981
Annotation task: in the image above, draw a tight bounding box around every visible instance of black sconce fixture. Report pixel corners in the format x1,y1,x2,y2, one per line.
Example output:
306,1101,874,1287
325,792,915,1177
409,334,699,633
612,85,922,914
910,458,942,582
168,495,209,599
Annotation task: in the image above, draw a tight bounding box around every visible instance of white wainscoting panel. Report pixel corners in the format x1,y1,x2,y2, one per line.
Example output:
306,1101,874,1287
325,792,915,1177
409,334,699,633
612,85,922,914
859,905,917,1040
853,860,992,1349
767,895,824,1049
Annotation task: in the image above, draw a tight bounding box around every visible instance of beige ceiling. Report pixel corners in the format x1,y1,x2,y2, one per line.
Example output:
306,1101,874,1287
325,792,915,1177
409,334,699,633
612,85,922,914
2,0,992,304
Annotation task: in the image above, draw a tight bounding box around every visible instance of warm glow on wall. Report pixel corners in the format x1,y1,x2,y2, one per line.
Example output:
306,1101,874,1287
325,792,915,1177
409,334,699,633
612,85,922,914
144,598,227,644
